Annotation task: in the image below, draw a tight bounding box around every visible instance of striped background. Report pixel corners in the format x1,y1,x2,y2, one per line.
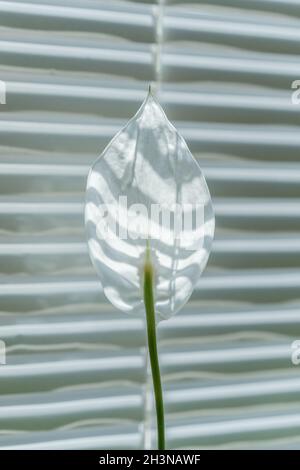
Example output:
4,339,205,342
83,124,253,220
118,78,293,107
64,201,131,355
0,0,300,449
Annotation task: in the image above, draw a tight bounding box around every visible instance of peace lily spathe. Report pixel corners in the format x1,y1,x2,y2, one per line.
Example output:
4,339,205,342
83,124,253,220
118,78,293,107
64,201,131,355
85,89,215,449
85,89,215,321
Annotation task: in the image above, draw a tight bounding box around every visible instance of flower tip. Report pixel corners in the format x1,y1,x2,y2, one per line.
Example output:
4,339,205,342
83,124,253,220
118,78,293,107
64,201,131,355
144,240,154,275
148,84,153,96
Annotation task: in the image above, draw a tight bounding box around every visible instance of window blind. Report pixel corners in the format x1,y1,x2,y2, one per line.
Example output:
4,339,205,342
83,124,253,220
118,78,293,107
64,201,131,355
0,0,300,450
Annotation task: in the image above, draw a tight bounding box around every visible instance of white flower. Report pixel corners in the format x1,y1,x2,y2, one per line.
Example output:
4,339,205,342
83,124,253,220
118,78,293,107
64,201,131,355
85,89,215,321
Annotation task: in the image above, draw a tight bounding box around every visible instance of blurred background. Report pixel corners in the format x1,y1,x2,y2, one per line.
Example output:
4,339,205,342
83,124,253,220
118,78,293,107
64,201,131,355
0,0,300,450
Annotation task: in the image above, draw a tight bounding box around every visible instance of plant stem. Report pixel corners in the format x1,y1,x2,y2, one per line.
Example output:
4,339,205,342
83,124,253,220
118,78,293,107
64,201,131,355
143,247,165,450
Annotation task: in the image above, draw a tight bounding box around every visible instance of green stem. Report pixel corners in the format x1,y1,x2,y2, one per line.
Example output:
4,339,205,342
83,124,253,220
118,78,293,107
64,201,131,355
143,248,165,450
